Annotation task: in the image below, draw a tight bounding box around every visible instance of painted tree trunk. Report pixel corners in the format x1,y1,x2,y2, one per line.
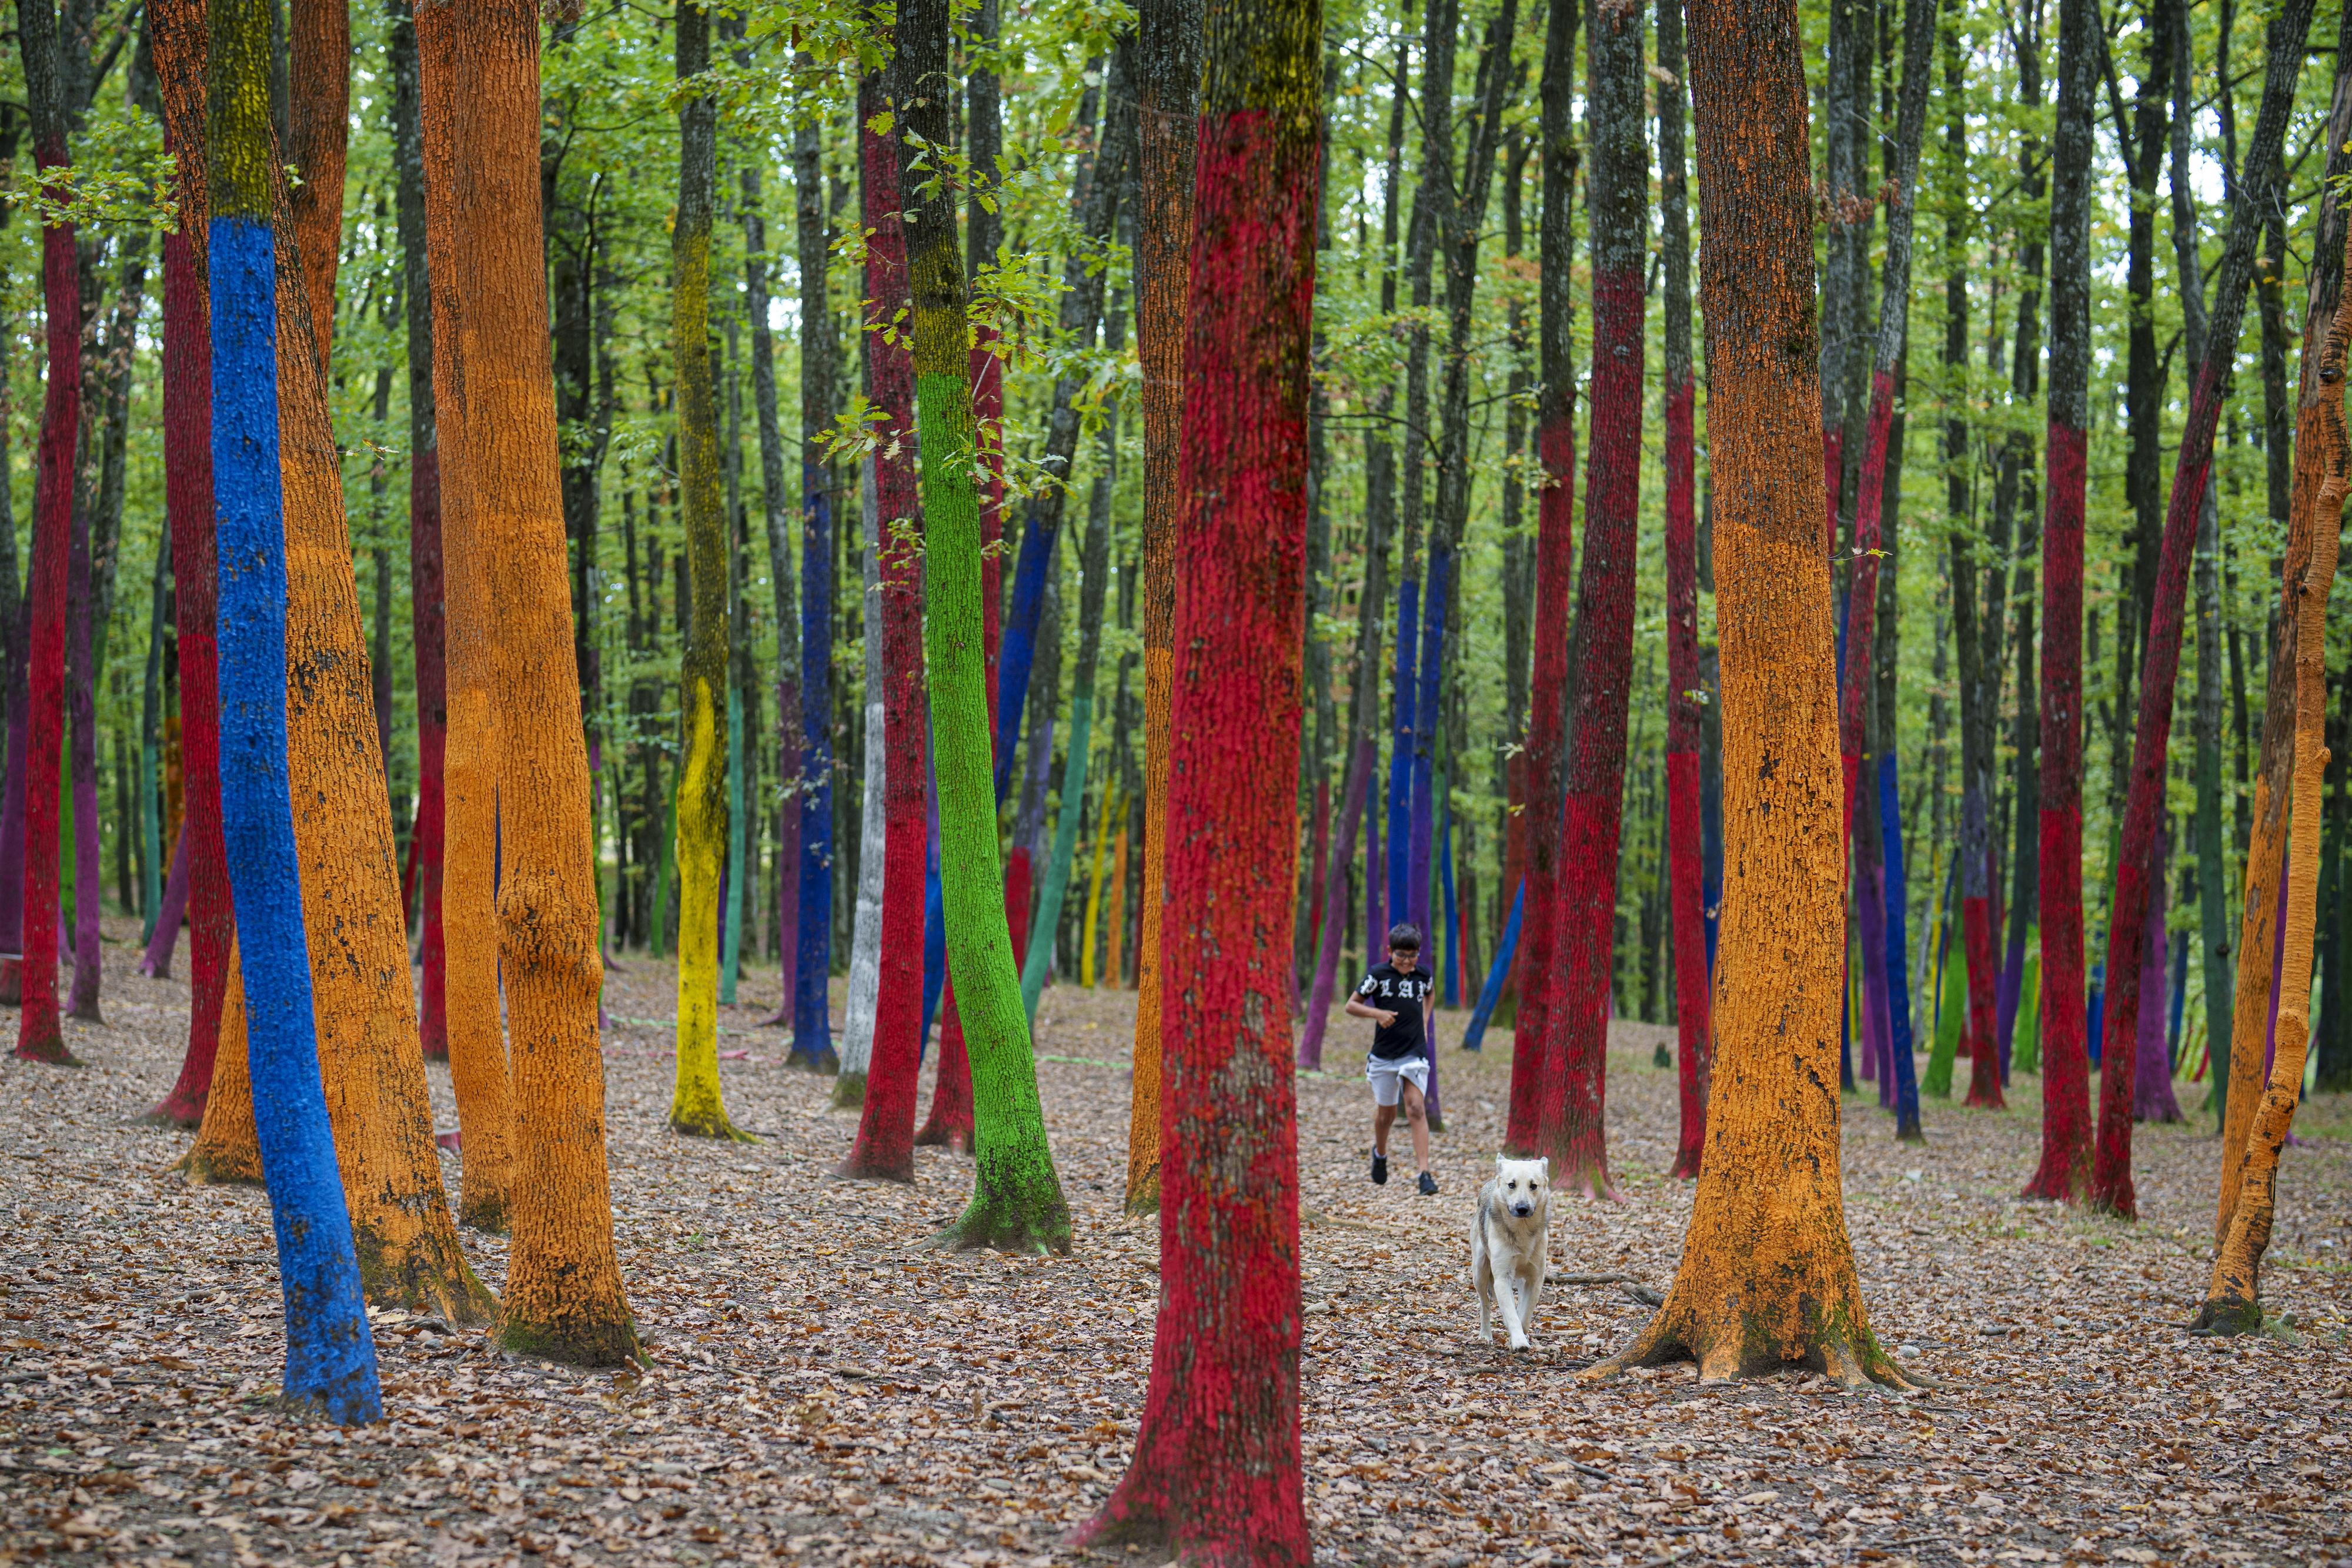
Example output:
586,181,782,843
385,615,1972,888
2024,0,2096,1203
2216,11,2352,1228
1123,0,1200,1217
1659,0,1708,1180
1461,880,1523,1054
669,2,750,1138
140,827,191,980
897,0,1071,1252
416,0,520,1232
836,463,886,1104
206,0,382,1421
1299,735,1374,1070
1083,782,1119,987
1878,750,1925,1138
2133,827,2184,1121
2093,0,2314,1217
139,531,169,947
437,0,641,1362
842,62,928,1183
12,0,81,1068
65,444,102,1022
1536,0,1643,1197
1077,0,1318,1544
722,684,745,1004
1600,0,1915,1390
1506,0,1580,1157
2198,232,2347,1329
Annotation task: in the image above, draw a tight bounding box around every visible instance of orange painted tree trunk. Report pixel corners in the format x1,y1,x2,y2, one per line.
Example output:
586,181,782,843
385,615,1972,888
2091,0,2313,1216
2198,225,2346,1333
436,0,640,1365
1596,0,1916,1390
1122,0,1200,1216
265,8,493,1320
417,0,519,1234
1077,0,1320,1549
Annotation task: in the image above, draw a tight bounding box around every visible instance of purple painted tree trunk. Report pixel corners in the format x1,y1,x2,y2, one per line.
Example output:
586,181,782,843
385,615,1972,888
1862,855,1894,1101
139,825,191,977
2134,828,2184,1122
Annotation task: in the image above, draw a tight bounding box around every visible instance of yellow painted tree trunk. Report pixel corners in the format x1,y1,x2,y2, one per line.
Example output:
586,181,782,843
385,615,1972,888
1592,0,1917,1390
433,0,642,1365
417,0,519,1236
667,0,745,1142
2197,228,2350,1336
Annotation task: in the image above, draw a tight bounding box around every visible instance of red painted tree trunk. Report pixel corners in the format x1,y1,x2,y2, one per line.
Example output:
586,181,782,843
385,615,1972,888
1658,0,1706,1178
1505,0,1581,1157
2090,0,2313,1216
1536,0,1644,1198
842,71,926,1182
2024,0,2096,1202
1079,0,1319,1552
14,0,80,1068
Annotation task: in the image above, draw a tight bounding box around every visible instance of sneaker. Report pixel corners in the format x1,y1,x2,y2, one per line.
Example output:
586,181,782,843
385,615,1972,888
1370,1153,1389,1186
1416,1170,1438,1196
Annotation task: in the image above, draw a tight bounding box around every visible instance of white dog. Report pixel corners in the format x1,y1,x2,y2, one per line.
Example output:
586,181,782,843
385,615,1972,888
1470,1155,1551,1349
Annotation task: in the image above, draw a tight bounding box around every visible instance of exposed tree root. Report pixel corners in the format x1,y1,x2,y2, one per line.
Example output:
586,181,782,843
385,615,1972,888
1581,1291,1930,1392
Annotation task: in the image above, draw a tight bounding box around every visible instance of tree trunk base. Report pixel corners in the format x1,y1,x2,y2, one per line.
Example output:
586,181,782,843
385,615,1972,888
457,1195,509,1235
828,1070,868,1111
13,1034,81,1067
1583,1292,1928,1391
2189,1296,2263,1336
929,1183,1072,1256
175,1143,264,1186
913,1119,974,1154
834,1152,914,1183
1124,1164,1160,1216
497,1308,641,1369
669,1109,757,1143
785,1045,841,1074
139,1095,206,1129
358,1235,499,1326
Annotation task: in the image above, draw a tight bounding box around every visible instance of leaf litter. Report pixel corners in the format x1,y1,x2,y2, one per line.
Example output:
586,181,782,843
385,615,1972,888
1,922,2347,1566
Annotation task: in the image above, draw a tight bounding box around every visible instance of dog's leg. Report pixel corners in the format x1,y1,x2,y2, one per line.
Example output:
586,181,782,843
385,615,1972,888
1522,1262,1546,1348
1494,1261,1529,1350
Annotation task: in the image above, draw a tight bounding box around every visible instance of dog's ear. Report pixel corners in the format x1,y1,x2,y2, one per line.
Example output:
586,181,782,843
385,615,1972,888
1538,1158,1551,1183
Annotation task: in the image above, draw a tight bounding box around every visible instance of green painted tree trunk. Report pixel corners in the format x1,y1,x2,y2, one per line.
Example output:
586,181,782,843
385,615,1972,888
896,0,1070,1255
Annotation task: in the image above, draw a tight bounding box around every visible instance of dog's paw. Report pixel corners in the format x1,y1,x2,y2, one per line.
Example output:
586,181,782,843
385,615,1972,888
1508,1334,1531,1351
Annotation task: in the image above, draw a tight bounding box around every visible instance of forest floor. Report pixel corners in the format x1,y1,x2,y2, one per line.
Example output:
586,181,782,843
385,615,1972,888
1,920,2348,1568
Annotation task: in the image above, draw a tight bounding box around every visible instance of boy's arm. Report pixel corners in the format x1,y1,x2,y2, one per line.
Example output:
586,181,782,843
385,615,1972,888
1342,994,1381,1020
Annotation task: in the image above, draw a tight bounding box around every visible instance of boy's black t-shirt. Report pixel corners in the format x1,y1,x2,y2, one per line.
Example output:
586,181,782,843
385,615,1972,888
1356,962,1432,1059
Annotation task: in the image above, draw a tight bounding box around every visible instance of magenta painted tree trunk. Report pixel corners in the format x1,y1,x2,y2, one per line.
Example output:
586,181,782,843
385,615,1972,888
1078,0,1318,1546
841,68,926,1182
1505,0,1581,1158
1535,0,1645,1199
14,0,81,1068
65,475,102,1022
2091,0,2312,1216
139,823,191,976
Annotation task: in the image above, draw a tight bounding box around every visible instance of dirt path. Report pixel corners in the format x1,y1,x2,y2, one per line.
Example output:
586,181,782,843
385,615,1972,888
2,925,2347,1566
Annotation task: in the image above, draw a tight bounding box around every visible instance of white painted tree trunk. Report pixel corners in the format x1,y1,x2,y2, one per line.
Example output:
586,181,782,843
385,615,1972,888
837,458,887,1090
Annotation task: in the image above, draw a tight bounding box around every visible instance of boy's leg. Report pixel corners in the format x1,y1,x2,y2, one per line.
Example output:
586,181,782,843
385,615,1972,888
1401,1081,1432,1173
1372,1102,1397,1156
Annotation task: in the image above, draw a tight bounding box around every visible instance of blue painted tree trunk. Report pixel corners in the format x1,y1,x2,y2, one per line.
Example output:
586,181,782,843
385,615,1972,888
1385,558,1418,927
206,192,379,1424
991,516,1057,804
792,450,836,1069
1461,880,1524,1054
1408,543,1448,948
1880,751,1922,1139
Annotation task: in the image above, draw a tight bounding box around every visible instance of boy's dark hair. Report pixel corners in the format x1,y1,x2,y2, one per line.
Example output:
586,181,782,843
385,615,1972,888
1385,924,1422,953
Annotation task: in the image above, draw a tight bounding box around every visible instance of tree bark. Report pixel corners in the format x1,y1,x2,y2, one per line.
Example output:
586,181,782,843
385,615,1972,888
1122,0,1200,1216
205,0,385,1424
1504,0,1579,1156
1599,0,1915,1391
897,0,1072,1253
668,1,750,1138
1536,0,1641,1196
1078,0,1319,1544
2093,0,2314,1218
840,55,927,1183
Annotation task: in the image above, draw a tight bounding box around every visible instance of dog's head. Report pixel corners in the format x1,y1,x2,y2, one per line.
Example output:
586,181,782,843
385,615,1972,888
1493,1156,1549,1219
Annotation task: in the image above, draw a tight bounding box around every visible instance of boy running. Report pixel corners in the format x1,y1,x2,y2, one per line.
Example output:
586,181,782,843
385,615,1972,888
1345,924,1436,1195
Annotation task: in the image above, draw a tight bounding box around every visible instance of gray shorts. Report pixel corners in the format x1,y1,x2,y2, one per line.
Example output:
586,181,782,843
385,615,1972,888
1366,1052,1430,1107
